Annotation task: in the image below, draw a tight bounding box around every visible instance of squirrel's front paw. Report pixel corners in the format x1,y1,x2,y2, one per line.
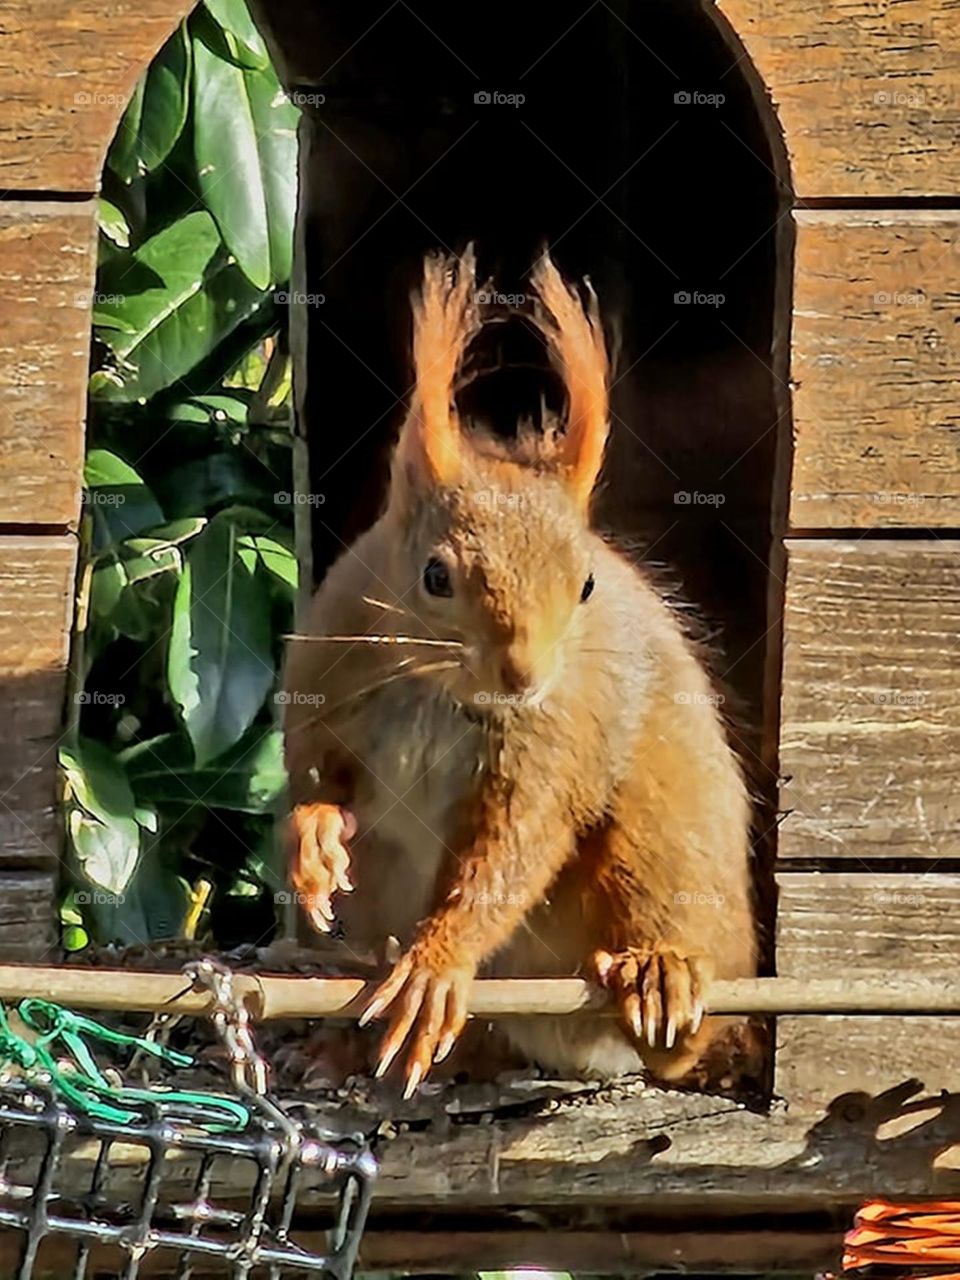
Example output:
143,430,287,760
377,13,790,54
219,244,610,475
289,803,356,933
359,945,474,1098
592,944,711,1052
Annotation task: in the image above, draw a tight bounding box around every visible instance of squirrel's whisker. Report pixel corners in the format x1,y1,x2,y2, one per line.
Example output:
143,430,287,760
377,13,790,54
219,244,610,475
285,633,463,650
362,594,409,616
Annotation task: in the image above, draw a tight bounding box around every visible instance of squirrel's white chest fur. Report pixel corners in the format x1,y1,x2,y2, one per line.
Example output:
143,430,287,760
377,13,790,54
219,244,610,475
336,685,486,951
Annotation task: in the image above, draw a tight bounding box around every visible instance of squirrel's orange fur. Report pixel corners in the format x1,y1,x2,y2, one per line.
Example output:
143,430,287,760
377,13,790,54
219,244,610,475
283,249,757,1092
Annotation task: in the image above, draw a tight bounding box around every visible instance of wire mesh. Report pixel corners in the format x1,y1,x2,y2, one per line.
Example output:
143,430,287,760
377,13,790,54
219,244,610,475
0,1077,376,1280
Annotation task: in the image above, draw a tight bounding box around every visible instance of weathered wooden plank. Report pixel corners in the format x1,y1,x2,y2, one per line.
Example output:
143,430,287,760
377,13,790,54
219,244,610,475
778,540,960,861
0,535,75,865
0,869,57,960
4,0,958,200
776,873,960,1116
10,1074,957,1212
0,0,193,191
790,212,960,530
0,202,95,526
777,1016,960,1126
353,1225,840,1272
717,0,960,198
0,1224,843,1275
778,872,960,977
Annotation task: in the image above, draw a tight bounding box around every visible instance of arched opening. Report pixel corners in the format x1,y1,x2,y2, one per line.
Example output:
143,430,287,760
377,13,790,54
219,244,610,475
258,0,794,987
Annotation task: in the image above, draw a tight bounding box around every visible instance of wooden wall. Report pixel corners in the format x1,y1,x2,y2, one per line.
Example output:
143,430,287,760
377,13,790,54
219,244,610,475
715,0,960,1129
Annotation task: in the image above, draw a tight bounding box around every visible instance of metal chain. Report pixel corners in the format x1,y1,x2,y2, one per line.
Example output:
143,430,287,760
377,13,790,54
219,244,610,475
183,957,269,1095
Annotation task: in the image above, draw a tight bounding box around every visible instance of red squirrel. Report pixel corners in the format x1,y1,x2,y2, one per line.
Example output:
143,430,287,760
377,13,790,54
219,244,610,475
283,249,757,1095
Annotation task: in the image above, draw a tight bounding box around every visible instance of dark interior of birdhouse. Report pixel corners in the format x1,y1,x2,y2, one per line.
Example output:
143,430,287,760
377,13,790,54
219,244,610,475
269,0,792,993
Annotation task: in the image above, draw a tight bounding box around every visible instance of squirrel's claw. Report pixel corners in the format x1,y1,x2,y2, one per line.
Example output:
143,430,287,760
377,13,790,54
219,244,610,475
592,945,710,1054
289,803,356,933
360,948,472,1096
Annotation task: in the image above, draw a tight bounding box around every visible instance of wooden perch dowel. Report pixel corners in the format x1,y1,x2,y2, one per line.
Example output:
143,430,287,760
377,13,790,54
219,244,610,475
0,966,958,1020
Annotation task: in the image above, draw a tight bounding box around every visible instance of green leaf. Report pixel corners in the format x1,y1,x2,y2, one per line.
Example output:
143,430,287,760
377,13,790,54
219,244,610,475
61,740,142,893
86,560,125,661
115,578,173,642
90,559,126,621
85,449,165,550
61,740,137,831
69,810,138,899
122,546,182,583
192,36,298,289
89,368,126,397
135,806,159,833
202,0,269,69
92,308,137,334
108,78,145,185
93,211,267,402
168,513,276,765
98,198,130,248
128,518,208,548
226,342,267,391
61,895,84,927
165,393,250,427
127,843,190,941
89,523,202,645
238,533,297,590
85,449,150,489
63,924,90,952
123,726,285,812
243,728,286,808
122,518,207,581
108,22,192,182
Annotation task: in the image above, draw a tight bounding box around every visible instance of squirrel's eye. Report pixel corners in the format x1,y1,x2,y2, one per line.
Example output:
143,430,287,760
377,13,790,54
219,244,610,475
580,573,595,604
423,557,453,598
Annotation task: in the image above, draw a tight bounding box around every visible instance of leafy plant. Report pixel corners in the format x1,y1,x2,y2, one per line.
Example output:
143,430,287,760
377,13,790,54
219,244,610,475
62,0,300,950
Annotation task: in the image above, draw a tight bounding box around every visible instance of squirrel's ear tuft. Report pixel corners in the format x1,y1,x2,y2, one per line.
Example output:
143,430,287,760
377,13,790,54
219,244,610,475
530,252,610,511
396,247,479,489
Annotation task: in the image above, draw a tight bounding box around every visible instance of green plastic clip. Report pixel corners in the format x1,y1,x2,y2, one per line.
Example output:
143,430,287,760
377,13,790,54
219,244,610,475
0,998,251,1131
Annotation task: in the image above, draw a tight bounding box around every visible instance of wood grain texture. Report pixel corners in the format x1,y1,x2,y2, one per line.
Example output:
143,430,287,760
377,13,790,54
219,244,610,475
3,0,957,199
776,872,960,1117
0,1225,842,1274
0,0,193,191
3,1071,957,1212
778,540,960,861
0,202,95,526
0,536,75,865
717,0,960,197
778,872,960,978
0,870,57,959
790,212,960,530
